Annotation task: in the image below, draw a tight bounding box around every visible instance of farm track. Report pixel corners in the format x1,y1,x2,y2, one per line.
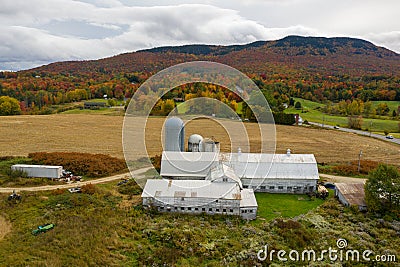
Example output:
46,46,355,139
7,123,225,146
0,167,151,193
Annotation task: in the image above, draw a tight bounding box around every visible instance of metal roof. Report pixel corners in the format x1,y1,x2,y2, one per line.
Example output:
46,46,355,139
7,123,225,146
335,183,367,207
240,189,258,207
206,164,243,189
142,179,240,200
160,151,219,178
12,164,63,169
222,153,319,180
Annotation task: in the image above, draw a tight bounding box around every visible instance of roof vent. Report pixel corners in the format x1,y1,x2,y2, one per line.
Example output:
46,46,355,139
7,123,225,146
286,149,291,156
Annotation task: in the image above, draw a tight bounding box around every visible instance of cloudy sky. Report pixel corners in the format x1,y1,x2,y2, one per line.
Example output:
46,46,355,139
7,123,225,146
1,0,399,71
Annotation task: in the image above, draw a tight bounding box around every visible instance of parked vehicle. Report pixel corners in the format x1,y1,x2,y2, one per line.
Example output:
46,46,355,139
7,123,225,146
7,190,21,201
68,187,82,193
386,135,394,139
32,223,55,235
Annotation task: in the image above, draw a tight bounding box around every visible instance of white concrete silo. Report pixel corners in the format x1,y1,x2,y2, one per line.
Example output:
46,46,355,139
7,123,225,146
164,117,185,152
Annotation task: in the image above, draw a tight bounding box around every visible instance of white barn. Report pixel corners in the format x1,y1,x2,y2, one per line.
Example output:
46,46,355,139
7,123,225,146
160,151,219,180
142,164,257,220
224,151,319,194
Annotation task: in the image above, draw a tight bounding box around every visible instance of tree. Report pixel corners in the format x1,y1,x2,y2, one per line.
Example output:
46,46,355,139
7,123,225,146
347,115,362,130
294,101,302,109
0,96,21,115
392,110,397,117
365,164,400,215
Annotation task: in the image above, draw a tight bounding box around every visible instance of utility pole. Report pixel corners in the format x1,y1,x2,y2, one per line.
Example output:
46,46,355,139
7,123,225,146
358,150,363,173
369,121,372,137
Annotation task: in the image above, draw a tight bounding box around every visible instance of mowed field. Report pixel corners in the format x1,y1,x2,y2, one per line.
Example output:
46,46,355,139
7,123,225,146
0,114,399,165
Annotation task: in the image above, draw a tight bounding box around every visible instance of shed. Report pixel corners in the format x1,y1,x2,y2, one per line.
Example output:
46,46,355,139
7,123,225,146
335,183,367,211
11,164,63,179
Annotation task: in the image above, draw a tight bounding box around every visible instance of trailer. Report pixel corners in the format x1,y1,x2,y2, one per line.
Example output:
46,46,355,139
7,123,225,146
11,164,63,179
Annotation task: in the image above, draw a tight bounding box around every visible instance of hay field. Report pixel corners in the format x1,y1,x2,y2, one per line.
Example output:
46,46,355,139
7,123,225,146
0,114,399,165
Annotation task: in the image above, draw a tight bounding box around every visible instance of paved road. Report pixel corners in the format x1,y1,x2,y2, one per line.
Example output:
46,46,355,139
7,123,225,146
309,122,400,145
0,167,152,194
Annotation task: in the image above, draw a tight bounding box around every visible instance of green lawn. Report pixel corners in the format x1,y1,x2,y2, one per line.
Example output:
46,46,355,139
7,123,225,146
255,192,325,221
371,101,400,114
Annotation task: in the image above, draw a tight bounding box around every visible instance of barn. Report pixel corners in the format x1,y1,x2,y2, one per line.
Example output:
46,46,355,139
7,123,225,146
142,164,257,220
335,183,367,211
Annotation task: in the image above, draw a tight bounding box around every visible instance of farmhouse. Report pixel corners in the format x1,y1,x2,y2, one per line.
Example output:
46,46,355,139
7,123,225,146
335,183,367,211
83,102,106,109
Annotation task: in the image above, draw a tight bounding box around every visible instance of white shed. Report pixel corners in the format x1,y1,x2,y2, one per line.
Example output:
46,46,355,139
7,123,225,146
11,164,63,179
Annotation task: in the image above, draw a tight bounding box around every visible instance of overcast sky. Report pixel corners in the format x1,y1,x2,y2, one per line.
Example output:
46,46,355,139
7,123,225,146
1,0,399,71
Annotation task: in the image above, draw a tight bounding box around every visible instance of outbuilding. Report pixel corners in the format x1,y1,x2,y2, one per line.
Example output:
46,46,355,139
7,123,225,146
335,183,367,211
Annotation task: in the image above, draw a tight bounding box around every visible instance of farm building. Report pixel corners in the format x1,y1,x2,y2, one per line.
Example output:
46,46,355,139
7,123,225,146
83,102,106,109
11,164,63,179
159,149,319,194
335,183,367,211
224,150,319,194
160,151,219,180
142,165,257,220
142,117,320,220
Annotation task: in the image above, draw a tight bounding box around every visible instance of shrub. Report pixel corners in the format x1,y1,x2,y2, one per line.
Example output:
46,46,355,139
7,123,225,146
28,152,127,177
81,184,97,195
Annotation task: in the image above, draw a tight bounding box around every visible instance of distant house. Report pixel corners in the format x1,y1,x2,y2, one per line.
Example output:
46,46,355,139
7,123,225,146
83,102,106,109
335,183,367,211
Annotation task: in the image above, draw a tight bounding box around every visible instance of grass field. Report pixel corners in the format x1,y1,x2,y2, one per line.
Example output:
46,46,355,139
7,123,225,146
254,193,325,221
0,114,399,165
286,98,400,133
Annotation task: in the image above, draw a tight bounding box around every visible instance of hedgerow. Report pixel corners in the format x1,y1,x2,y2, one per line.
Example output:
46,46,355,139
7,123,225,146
28,152,127,177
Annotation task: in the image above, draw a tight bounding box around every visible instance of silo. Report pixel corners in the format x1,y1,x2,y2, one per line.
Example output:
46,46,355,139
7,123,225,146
188,134,203,152
164,117,185,151
200,138,220,152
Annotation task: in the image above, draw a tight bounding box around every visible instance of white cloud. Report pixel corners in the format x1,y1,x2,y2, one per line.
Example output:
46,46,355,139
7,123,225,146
0,1,398,70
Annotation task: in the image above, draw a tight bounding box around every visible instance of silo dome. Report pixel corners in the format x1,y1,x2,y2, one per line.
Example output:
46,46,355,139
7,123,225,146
188,134,203,152
164,117,185,152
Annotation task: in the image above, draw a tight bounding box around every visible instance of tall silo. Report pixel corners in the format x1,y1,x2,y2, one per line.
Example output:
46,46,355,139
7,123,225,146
164,117,185,151
188,134,203,152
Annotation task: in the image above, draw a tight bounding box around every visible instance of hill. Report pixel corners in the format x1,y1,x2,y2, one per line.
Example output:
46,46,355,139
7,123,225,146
28,35,400,76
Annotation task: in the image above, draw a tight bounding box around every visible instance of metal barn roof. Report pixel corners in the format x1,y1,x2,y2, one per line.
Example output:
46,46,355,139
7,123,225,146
12,164,63,169
142,179,240,200
206,164,243,189
335,183,367,207
160,151,219,178
222,153,319,180
240,189,258,208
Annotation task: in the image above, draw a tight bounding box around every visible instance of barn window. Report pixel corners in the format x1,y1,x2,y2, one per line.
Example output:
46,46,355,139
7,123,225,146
181,197,184,201
260,186,265,189
223,209,226,212
181,207,184,210
202,208,206,212
249,210,253,213
195,207,198,211
278,186,283,190
209,208,212,212
216,209,219,212
230,209,233,213
269,186,275,190
243,185,248,188
287,186,292,190
223,177,228,182
188,207,192,211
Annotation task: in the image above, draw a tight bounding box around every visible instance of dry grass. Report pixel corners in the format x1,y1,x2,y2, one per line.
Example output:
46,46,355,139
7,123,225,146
0,215,11,240
0,114,399,165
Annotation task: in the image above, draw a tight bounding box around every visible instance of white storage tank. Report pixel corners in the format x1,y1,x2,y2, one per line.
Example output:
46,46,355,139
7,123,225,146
188,134,203,152
164,117,185,152
11,164,63,179
200,138,220,152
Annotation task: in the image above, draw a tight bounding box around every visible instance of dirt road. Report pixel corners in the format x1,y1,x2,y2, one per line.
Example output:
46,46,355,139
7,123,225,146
0,167,152,194
320,173,366,184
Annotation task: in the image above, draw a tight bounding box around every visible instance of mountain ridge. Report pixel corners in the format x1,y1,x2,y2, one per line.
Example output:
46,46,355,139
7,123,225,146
28,35,400,76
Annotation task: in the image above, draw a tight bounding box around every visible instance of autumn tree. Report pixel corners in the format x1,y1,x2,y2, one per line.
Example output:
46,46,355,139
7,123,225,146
365,164,400,216
347,115,363,129
0,96,21,115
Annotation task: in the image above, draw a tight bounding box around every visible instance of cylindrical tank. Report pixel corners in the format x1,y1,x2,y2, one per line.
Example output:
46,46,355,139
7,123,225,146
200,138,220,152
188,134,203,152
164,117,185,151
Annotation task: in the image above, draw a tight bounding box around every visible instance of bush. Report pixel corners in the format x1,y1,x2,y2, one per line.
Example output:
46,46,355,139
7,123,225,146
273,112,296,125
81,184,97,195
28,152,127,177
